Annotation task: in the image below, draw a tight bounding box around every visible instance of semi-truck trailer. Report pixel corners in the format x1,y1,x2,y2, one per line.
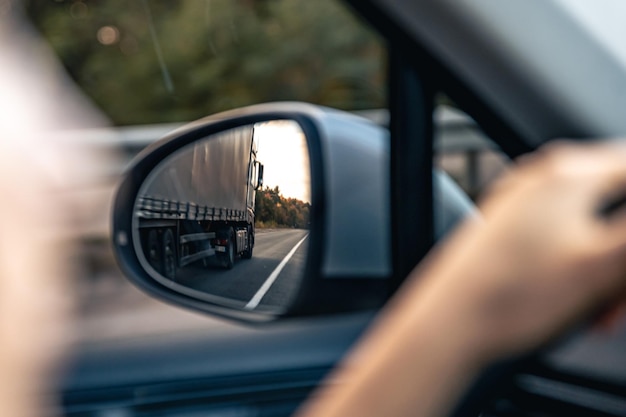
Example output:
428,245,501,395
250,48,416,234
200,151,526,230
135,125,263,279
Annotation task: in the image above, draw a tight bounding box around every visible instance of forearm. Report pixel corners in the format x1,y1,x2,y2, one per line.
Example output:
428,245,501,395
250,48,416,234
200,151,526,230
296,257,489,417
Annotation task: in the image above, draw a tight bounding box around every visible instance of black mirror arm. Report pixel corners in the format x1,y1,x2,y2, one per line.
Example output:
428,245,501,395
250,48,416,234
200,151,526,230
389,46,435,293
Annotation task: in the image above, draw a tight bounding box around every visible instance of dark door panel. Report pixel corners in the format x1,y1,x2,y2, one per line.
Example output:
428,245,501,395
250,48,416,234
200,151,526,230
60,313,374,417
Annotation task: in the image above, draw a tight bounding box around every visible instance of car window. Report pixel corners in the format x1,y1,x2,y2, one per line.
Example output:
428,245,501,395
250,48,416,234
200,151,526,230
434,99,510,202
433,98,510,236
23,0,387,343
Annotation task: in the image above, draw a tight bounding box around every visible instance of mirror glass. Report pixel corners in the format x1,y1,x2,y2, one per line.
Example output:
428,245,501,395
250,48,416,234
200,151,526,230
133,121,311,313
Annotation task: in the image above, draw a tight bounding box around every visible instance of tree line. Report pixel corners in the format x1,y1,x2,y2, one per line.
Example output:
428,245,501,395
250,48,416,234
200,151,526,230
24,0,385,126
255,186,309,229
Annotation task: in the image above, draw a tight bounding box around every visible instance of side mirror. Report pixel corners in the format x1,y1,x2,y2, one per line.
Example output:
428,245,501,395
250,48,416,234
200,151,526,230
112,102,391,322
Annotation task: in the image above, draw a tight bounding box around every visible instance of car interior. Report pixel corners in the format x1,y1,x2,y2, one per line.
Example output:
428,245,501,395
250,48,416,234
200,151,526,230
17,0,626,416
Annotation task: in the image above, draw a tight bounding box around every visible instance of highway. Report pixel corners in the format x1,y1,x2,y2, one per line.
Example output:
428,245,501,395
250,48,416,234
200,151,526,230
172,229,309,311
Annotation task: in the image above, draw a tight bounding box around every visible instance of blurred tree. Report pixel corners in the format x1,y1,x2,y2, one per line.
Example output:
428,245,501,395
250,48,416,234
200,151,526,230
25,0,386,126
256,186,309,229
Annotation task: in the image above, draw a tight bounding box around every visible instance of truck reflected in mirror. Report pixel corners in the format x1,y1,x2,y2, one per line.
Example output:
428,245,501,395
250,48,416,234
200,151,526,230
133,121,311,313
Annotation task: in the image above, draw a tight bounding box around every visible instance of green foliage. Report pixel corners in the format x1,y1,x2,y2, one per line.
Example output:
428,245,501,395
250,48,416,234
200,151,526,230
255,186,309,229
25,0,386,126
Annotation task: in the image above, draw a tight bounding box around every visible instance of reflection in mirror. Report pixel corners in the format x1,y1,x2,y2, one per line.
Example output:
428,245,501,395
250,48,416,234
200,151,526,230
133,121,311,313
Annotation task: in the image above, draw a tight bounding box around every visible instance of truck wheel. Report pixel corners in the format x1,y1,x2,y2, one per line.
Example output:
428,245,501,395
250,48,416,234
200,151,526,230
146,229,160,272
162,229,177,280
218,228,235,270
242,229,253,259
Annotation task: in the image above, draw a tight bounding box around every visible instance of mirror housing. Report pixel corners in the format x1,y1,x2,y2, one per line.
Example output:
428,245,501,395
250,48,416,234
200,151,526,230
113,102,391,322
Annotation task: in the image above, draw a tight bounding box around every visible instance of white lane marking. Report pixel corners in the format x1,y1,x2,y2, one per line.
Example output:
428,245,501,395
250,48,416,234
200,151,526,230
245,233,309,310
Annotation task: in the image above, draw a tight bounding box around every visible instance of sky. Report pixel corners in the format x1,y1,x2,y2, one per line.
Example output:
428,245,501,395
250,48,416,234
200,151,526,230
254,120,311,203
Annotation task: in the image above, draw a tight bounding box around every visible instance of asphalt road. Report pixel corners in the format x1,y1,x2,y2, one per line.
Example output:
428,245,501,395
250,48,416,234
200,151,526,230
172,228,309,311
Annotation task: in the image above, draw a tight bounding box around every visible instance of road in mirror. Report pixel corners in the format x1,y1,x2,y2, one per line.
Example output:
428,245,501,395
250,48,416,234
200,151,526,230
133,121,310,313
